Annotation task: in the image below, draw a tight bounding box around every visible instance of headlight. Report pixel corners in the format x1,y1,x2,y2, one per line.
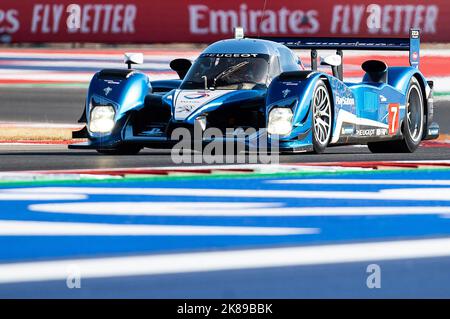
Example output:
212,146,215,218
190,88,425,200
267,107,293,135
89,105,115,133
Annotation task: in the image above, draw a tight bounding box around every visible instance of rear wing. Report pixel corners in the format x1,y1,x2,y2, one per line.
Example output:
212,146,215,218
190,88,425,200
262,29,420,79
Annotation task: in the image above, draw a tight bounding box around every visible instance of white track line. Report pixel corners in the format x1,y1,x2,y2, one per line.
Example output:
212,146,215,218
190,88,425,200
0,220,315,236
29,202,282,216
28,202,450,217
6,186,450,201
1,237,450,283
0,193,86,200
0,121,82,129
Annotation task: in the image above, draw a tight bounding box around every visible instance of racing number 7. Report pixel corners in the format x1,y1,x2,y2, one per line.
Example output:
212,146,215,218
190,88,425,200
388,103,400,135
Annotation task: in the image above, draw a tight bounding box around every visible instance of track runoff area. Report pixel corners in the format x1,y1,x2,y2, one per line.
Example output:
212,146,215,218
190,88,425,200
0,49,450,298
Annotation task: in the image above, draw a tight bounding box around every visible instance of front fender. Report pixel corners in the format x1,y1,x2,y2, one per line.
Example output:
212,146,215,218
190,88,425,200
388,66,435,138
87,70,150,119
266,71,326,140
388,67,428,93
85,69,150,145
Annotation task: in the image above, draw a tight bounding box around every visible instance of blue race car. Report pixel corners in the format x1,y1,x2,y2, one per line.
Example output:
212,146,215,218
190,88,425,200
70,29,439,154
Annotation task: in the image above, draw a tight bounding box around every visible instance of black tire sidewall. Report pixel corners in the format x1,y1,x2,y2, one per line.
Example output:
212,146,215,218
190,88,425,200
402,78,424,152
311,80,332,153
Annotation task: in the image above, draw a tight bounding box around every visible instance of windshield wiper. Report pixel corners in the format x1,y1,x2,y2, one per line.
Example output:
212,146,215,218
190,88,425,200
213,61,249,88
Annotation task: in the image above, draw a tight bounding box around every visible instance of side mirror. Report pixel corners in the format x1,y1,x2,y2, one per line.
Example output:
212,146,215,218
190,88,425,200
170,58,192,80
320,54,342,79
320,54,342,67
124,52,144,69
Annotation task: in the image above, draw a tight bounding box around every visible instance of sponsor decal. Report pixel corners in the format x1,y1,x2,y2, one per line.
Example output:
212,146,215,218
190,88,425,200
33,4,136,34
0,1,446,43
175,104,195,113
174,89,232,120
388,103,400,135
335,96,355,106
356,127,388,137
376,128,388,136
0,9,19,34
103,87,112,96
356,128,376,137
200,53,262,58
184,93,210,100
331,5,437,36
104,79,120,85
282,89,291,98
190,4,319,35
341,126,354,135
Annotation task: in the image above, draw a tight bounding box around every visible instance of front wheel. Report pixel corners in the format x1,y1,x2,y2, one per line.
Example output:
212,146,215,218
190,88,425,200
368,77,424,153
311,80,332,154
96,145,142,155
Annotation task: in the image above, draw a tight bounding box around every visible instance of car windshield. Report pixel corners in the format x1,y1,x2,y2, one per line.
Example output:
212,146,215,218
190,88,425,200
180,54,270,90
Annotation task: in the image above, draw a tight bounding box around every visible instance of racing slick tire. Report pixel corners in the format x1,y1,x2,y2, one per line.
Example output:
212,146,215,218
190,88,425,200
367,77,424,153
311,80,333,154
96,145,143,155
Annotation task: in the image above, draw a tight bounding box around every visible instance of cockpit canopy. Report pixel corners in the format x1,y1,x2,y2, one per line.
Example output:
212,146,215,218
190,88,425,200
180,38,302,90
181,53,270,90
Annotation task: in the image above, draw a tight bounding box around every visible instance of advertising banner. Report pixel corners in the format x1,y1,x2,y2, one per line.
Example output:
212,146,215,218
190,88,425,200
0,0,448,43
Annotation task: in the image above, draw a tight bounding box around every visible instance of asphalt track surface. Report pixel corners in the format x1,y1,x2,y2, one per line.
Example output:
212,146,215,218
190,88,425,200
0,144,449,172
0,87,449,171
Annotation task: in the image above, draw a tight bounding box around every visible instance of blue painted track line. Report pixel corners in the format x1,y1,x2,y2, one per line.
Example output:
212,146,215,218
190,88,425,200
0,168,449,297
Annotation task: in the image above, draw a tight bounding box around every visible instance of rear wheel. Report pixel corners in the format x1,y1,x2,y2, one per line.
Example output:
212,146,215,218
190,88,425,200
311,80,332,154
96,145,142,155
367,77,424,153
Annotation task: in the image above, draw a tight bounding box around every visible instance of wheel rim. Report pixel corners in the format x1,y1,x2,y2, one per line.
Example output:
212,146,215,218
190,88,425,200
407,85,424,143
313,86,332,145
